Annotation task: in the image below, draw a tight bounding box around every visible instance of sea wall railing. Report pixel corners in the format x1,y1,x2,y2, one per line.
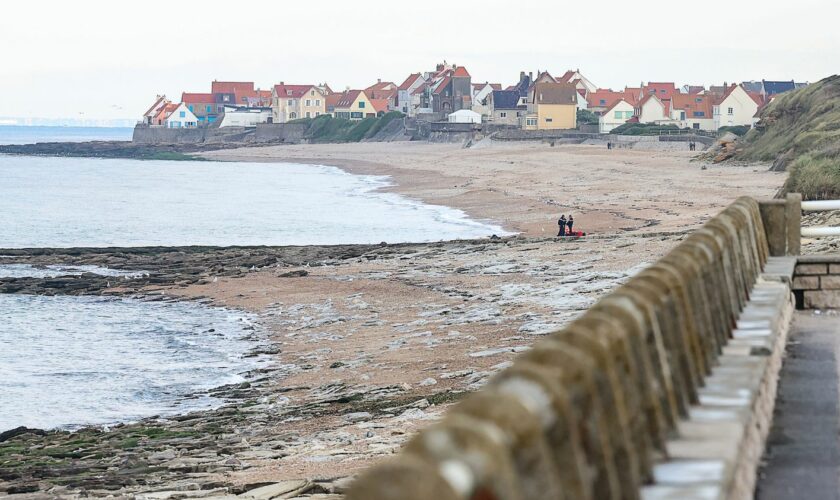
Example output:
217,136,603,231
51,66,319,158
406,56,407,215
346,196,799,500
801,199,840,237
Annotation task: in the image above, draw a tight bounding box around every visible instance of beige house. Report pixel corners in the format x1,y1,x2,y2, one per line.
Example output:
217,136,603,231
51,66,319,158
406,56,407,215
331,90,377,120
272,84,327,123
523,82,578,130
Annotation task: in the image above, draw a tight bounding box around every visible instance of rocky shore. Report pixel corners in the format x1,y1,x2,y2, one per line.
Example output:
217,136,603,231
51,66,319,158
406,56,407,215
0,141,254,161
0,232,683,498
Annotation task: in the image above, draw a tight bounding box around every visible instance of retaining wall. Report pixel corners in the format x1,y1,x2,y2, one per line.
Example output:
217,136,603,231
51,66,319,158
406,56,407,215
347,196,798,500
792,255,840,308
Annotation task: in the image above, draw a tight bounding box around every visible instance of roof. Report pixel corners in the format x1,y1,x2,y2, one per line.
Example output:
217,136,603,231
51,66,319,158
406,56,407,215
211,81,256,104
642,82,677,100
604,98,632,114
490,90,523,110
335,90,363,108
558,70,576,83
452,66,470,77
685,85,705,94
181,92,215,104
398,73,423,91
432,76,451,95
273,84,315,99
366,81,396,92
143,95,169,117
369,98,390,114
762,80,796,95
325,93,343,110
671,93,713,119
530,82,578,105
586,89,626,108
741,81,763,93
155,102,179,122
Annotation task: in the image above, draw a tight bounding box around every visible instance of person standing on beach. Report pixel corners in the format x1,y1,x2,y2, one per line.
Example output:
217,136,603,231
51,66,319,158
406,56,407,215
558,215,566,237
567,215,574,234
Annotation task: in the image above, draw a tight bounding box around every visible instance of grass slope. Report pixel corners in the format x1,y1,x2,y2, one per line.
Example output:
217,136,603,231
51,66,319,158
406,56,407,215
736,75,840,199
291,112,404,143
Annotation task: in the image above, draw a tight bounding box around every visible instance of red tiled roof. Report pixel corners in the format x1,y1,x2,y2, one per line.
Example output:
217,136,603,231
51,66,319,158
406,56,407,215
211,81,256,104
325,93,343,110
335,90,363,108
671,93,713,119
155,102,179,122
586,89,626,109
452,66,470,77
432,76,451,94
273,84,315,99
369,98,390,114
366,81,396,92
143,95,169,117
398,73,422,91
181,92,215,104
558,70,575,83
411,84,428,96
642,82,677,100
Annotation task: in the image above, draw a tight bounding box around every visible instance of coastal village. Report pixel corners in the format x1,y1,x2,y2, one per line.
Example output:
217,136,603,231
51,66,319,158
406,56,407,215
141,61,806,134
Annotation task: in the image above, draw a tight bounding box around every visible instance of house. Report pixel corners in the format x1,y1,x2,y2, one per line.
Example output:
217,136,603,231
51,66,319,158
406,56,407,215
368,97,390,117
396,73,427,116
218,106,273,127
587,88,639,115
761,80,796,97
641,82,677,101
636,93,670,124
448,109,482,124
523,82,578,130
211,81,258,111
486,90,525,125
181,92,218,124
670,93,715,130
556,69,598,94
599,99,634,133
331,90,376,120
142,95,170,125
429,63,472,113
365,80,398,111
471,83,501,116
163,103,198,128
272,84,327,122
152,103,177,126
713,84,762,129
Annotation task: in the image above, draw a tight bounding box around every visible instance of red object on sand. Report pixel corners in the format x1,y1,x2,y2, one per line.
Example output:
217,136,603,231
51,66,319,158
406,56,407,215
565,231,586,237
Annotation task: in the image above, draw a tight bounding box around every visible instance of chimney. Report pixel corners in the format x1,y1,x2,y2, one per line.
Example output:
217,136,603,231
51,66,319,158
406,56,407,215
377,78,381,83
520,71,525,81
280,81,284,85
529,72,533,80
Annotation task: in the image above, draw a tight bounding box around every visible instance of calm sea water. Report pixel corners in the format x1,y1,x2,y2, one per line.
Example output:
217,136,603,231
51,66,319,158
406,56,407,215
0,125,133,145
0,156,507,248
0,145,508,431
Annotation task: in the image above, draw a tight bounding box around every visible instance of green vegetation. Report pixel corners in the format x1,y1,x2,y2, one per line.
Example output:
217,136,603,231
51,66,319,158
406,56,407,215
610,122,686,135
301,112,404,143
736,75,840,199
576,109,599,126
717,125,750,137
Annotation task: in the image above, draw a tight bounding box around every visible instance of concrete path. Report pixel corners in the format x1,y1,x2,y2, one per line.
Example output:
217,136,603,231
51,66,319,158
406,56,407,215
756,311,840,499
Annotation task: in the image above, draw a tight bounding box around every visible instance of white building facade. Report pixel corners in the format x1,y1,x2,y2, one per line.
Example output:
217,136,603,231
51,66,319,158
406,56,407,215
164,104,198,128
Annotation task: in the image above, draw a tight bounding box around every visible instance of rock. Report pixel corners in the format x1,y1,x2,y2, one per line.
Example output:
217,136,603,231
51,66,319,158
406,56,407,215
343,412,372,423
0,426,46,442
238,480,313,499
149,448,178,461
278,269,309,278
418,377,437,387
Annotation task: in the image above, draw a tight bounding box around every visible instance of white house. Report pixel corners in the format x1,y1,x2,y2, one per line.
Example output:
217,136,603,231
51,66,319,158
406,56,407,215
142,95,170,125
636,94,669,124
448,109,482,124
164,103,198,128
599,99,634,133
219,106,273,127
714,85,761,129
396,73,427,116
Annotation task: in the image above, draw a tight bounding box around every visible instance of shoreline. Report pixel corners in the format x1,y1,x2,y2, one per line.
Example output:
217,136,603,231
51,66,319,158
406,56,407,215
0,143,787,498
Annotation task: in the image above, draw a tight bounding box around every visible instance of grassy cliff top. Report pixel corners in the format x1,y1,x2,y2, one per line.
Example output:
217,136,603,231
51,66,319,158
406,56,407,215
736,75,840,199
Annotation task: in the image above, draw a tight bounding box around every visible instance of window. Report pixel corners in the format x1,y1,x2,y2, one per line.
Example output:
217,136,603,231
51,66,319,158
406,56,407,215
614,111,622,119
305,111,311,118
188,105,194,112
694,111,705,117
310,90,315,96
545,117,553,122
680,111,686,120
500,112,507,118
526,117,537,126
358,101,365,109
315,99,320,106
599,99,606,105
179,111,186,118
695,98,702,103
351,111,364,119
305,99,311,106
315,112,320,116
289,112,297,119
287,99,294,106
660,89,666,94
727,107,734,115
206,105,212,113
624,111,633,119
692,123,700,130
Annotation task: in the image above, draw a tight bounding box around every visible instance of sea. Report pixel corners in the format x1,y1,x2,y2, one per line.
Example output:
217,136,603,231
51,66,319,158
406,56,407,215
0,126,507,431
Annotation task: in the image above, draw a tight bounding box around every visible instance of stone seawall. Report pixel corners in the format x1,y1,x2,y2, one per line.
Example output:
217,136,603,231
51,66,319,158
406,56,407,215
347,196,798,500
132,123,307,145
792,256,840,308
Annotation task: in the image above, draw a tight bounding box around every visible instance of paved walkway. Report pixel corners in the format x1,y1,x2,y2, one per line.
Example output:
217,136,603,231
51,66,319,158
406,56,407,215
756,311,840,499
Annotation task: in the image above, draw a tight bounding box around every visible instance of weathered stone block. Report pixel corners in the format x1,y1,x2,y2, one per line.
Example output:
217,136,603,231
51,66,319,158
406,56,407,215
796,264,828,275
821,275,840,290
829,263,840,274
803,291,840,309
792,276,819,290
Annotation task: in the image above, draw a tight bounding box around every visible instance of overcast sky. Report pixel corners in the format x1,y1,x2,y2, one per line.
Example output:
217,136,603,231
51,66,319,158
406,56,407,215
2,0,837,121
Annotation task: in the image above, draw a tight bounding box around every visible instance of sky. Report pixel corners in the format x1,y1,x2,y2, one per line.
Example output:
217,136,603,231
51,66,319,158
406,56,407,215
2,0,838,122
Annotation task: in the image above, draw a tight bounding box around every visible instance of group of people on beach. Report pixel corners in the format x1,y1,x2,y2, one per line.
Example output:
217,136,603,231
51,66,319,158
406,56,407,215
557,214,575,236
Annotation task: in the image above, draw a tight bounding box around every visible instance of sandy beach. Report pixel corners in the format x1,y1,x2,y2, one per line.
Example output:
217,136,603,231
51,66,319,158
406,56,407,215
203,141,784,236
1,142,788,498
